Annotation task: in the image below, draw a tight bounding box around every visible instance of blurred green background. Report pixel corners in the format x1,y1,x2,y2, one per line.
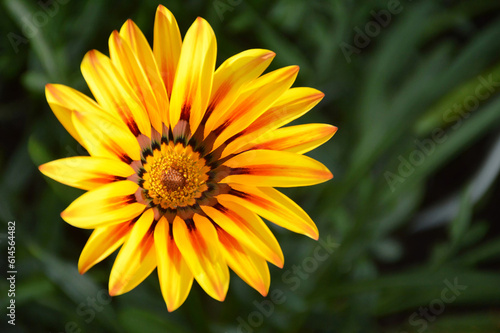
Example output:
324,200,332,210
2,0,500,332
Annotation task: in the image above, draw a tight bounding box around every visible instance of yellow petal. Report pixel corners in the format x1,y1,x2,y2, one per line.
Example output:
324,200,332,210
201,200,284,267
45,83,107,148
218,184,319,240
244,124,337,155
109,30,164,134
217,228,270,296
153,5,182,100
119,19,169,102
61,180,145,229
120,19,170,128
39,156,134,190
221,149,333,187
81,50,151,137
154,217,194,312
78,221,133,274
109,209,156,296
203,49,275,137
169,17,216,135
72,111,141,163
224,87,325,156
172,215,229,301
211,66,299,152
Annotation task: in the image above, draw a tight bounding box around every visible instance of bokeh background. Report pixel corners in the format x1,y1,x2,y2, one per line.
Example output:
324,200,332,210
2,0,500,332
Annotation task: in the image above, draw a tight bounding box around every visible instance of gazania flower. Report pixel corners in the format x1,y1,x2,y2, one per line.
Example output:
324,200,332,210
39,5,337,311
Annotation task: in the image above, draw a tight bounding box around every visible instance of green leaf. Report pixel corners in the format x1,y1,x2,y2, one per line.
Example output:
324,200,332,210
449,192,472,248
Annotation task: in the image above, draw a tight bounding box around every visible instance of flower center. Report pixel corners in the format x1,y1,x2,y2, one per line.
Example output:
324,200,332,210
162,167,186,192
141,142,210,209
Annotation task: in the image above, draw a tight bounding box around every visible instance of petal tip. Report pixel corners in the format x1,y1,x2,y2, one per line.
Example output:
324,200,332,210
290,65,300,74
38,163,47,174
263,51,276,60
205,281,229,302
274,256,284,269
165,298,184,312
108,280,123,297
78,264,88,275
257,282,270,297
86,49,96,58
111,30,122,44
215,291,227,302
45,83,58,99
82,50,98,69
156,4,172,17
280,65,299,80
108,288,118,297
309,230,320,241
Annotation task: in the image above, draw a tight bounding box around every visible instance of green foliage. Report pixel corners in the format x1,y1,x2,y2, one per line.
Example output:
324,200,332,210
1,0,500,332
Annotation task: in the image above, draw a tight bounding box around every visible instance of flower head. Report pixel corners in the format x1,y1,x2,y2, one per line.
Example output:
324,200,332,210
39,5,337,311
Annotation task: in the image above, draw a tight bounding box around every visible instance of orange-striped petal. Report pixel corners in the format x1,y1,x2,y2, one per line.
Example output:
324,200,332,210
61,180,145,229
39,156,134,190
154,217,194,312
169,17,216,135
223,87,325,156
45,84,108,148
109,31,163,134
201,200,284,267
211,66,299,153
109,209,156,296
120,19,170,128
216,228,270,296
243,124,338,154
221,149,332,187
81,50,151,137
78,221,133,274
153,5,182,100
218,183,319,239
203,49,275,136
172,215,229,301
72,111,140,163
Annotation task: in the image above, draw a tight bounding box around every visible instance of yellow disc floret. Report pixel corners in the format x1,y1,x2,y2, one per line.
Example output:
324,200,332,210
142,142,210,209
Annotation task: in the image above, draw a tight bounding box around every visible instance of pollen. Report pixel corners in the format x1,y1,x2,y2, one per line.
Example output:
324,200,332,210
142,142,210,209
